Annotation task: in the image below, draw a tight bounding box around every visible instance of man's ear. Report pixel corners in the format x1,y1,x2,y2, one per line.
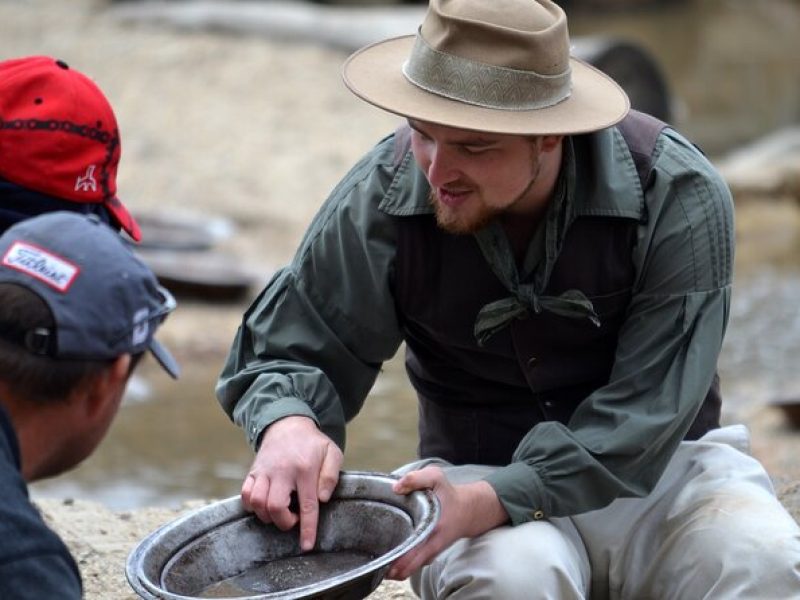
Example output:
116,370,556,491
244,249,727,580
81,354,132,421
540,135,563,153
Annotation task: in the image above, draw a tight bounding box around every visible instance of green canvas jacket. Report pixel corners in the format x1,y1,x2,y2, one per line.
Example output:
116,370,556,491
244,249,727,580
217,119,734,526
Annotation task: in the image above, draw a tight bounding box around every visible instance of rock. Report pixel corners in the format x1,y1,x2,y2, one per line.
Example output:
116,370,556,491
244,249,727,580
779,481,800,523
110,0,426,52
716,127,800,203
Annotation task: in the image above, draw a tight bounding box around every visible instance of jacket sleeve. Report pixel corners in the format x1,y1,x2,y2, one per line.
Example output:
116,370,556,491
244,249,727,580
0,554,82,600
486,129,735,524
0,481,83,600
215,137,405,450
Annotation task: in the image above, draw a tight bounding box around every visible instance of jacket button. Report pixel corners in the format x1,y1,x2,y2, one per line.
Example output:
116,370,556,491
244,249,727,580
532,510,545,520
527,356,537,368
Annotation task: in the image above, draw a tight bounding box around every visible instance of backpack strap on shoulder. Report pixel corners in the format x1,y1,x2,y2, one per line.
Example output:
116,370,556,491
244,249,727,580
615,109,667,189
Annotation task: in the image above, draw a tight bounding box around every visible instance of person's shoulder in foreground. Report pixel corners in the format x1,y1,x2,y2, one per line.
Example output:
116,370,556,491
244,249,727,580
0,211,178,599
0,55,142,239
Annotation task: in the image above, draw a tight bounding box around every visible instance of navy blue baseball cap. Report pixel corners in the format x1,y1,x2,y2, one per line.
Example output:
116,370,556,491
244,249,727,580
0,211,179,378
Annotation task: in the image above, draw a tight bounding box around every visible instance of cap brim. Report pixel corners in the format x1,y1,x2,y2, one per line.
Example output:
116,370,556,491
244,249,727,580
149,337,180,379
105,196,142,242
343,36,630,136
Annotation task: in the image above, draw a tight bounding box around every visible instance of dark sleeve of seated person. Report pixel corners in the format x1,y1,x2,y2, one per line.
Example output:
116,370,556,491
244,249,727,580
0,408,82,599
0,176,117,235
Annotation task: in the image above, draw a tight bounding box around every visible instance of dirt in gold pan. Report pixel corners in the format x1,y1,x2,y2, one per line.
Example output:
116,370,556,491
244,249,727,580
199,550,377,597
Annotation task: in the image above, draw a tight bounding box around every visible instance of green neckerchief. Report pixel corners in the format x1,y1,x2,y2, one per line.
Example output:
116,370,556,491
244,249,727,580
472,139,600,346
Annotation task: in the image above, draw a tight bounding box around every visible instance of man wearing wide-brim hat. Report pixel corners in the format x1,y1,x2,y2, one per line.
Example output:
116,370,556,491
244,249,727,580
217,0,800,597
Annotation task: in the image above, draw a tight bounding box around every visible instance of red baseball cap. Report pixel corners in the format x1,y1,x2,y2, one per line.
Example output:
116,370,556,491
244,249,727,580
0,56,141,241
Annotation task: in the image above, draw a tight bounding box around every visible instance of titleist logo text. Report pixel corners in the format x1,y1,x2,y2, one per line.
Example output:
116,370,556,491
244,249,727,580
2,242,79,292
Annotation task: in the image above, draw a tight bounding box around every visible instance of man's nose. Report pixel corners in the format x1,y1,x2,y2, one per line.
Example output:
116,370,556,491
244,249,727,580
426,145,459,188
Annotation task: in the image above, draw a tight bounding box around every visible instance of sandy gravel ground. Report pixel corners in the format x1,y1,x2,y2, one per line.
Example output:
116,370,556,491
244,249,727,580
3,0,800,598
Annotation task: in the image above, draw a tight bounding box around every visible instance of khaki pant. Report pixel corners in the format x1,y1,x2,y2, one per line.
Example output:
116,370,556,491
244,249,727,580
396,425,800,599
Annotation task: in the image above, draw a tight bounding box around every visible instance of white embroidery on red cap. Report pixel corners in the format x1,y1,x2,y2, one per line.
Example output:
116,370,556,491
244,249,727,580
75,165,98,193
2,242,79,292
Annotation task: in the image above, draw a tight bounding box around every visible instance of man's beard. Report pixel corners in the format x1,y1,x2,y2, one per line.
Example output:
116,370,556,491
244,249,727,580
429,155,543,235
429,189,498,235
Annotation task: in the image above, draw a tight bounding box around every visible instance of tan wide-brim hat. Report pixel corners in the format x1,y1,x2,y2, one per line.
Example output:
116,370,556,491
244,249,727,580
343,0,629,135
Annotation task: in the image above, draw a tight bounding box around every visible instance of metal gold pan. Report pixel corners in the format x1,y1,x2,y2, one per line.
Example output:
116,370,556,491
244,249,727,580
126,471,440,600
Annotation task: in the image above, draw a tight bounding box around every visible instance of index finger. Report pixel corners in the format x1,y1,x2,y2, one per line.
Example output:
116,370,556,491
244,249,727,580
296,471,321,552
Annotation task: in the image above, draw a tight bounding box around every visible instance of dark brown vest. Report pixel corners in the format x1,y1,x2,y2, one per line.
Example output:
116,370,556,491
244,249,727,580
391,111,721,466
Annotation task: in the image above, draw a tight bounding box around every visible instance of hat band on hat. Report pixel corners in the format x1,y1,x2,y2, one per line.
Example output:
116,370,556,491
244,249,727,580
401,34,572,111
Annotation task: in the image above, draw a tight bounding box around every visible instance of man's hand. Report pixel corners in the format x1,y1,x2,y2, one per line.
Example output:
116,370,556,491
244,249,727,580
241,415,343,551
386,465,509,580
